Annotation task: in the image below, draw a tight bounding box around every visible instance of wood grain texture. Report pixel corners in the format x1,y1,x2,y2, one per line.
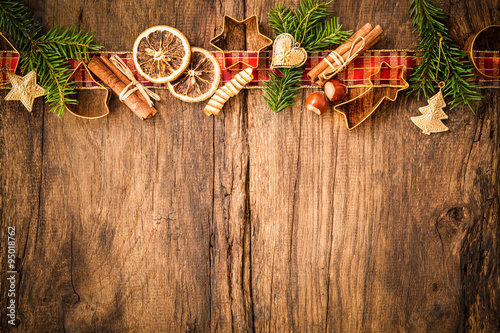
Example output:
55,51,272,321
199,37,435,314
0,0,498,332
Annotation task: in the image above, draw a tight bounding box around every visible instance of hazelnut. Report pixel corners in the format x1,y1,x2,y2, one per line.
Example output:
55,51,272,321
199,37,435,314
324,79,348,102
305,91,330,115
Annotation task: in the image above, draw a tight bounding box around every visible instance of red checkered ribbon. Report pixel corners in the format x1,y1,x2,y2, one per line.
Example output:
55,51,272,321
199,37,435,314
1,50,498,89
0,51,19,82
473,51,500,79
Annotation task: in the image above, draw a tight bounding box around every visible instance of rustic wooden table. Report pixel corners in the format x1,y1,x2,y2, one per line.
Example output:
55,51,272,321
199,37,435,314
1,0,499,332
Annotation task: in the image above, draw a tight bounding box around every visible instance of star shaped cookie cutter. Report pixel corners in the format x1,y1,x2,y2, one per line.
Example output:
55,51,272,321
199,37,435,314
333,62,409,129
210,15,273,70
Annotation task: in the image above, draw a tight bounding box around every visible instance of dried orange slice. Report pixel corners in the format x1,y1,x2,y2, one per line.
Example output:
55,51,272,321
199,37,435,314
133,26,191,83
167,47,221,103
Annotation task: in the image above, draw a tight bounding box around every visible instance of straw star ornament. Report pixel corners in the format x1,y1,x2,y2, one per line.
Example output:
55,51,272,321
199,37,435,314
5,71,45,112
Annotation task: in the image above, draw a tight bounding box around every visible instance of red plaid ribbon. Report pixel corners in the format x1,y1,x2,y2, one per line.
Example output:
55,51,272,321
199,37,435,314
473,51,500,78
1,50,498,89
0,51,19,82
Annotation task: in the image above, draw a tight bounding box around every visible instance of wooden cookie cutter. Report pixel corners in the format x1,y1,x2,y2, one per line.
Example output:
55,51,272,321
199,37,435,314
210,15,272,70
65,61,111,119
333,62,409,129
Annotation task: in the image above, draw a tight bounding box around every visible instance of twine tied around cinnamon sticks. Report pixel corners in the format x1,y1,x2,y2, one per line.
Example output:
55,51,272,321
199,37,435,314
110,55,160,107
320,36,366,81
307,23,383,87
88,55,157,120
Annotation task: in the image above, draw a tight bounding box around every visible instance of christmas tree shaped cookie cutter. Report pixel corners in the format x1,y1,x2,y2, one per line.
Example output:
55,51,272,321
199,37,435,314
64,61,111,119
333,62,409,129
210,15,273,70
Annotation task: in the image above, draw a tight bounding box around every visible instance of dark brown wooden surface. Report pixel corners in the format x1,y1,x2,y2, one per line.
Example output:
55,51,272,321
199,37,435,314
1,0,499,332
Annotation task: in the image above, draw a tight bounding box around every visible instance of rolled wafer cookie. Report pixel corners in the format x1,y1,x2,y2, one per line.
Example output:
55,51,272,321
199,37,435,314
204,68,254,116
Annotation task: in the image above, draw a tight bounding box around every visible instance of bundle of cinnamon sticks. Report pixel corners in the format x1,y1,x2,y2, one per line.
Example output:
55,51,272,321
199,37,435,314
307,23,383,87
88,56,157,120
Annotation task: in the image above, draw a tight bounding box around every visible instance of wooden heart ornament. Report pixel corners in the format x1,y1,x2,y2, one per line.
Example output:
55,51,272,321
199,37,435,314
271,33,308,68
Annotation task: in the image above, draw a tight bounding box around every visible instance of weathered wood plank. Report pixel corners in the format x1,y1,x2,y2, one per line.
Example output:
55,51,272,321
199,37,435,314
208,1,255,332
2,0,216,331
0,97,44,329
0,0,498,332
243,0,499,332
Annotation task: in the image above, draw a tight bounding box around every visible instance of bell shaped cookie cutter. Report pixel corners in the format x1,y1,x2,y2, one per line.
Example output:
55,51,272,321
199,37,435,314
65,61,111,119
210,15,272,70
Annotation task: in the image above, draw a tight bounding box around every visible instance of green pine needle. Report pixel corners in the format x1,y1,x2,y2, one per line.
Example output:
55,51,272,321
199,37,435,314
0,0,40,51
268,4,295,35
263,68,302,113
304,18,352,52
408,0,482,113
263,0,351,113
0,1,102,116
34,26,99,62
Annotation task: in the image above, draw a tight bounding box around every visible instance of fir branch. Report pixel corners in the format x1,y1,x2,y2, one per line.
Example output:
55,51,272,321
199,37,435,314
293,0,330,47
263,0,351,113
20,44,74,116
262,68,302,113
0,0,40,51
0,0,102,116
268,4,294,35
303,17,351,51
32,50,77,116
20,26,102,116
408,0,482,113
34,26,100,61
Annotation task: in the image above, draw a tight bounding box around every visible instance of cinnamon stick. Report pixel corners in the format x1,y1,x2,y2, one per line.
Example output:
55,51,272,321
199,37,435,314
98,55,152,107
88,56,157,120
99,56,130,87
313,25,383,87
307,23,373,83
315,35,382,87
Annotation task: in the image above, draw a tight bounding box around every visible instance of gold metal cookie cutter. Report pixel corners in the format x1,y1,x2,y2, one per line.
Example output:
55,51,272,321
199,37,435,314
333,62,409,130
0,32,20,87
64,61,111,119
465,25,500,78
210,15,273,70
